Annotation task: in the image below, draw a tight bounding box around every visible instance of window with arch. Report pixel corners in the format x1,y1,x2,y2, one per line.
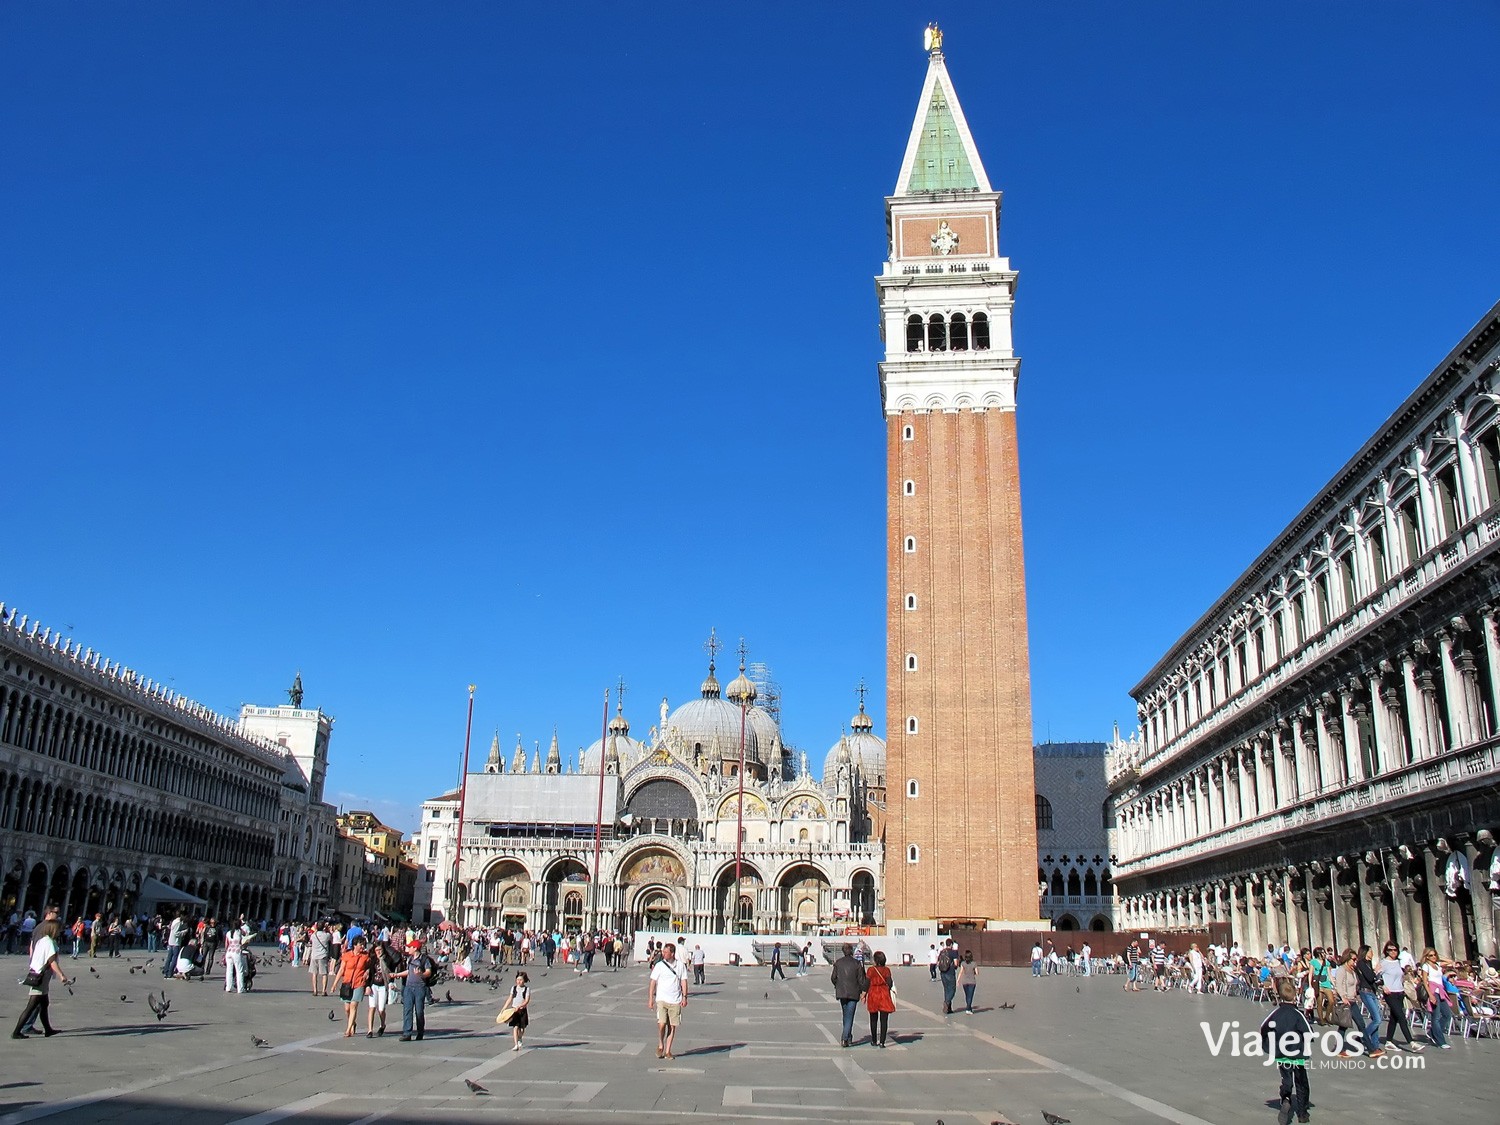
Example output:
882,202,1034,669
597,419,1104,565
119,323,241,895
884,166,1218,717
905,654,918,671
905,315,924,353
906,779,919,798
971,312,990,350
903,536,916,553
906,844,920,864
950,313,969,351
1035,793,1053,830
902,424,914,441
906,716,919,734
904,593,917,610
903,479,915,496
927,314,946,352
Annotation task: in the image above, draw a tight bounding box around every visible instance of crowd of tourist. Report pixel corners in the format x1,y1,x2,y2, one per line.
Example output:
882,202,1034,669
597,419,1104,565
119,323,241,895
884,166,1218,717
1102,933,1500,1052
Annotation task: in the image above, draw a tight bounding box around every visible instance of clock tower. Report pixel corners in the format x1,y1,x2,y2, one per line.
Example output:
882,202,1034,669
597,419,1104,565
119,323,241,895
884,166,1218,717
877,27,1040,931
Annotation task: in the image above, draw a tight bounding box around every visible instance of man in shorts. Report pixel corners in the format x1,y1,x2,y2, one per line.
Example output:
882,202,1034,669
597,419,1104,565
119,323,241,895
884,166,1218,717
646,941,689,1059
307,922,334,996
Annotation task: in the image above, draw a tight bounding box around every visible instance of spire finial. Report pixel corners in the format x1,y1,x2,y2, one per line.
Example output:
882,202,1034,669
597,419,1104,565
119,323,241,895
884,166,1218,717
856,678,868,713
737,636,749,673
616,676,627,715
704,627,722,675
923,23,943,56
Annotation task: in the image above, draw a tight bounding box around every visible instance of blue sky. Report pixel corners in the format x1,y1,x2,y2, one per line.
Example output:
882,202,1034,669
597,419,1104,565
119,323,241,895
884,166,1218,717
3,3,1497,832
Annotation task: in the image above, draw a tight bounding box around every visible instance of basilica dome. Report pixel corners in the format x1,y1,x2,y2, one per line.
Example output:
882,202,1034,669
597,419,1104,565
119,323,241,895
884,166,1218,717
667,662,763,770
580,705,649,774
823,698,886,788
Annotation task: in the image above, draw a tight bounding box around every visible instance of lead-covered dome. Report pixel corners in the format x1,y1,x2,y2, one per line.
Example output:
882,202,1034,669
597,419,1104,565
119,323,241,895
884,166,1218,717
824,694,885,788
581,704,649,773
668,659,763,770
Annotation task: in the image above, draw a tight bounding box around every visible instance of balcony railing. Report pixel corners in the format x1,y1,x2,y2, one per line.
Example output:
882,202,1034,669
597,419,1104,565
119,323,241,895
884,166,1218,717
1126,511,1500,785
1115,736,1500,877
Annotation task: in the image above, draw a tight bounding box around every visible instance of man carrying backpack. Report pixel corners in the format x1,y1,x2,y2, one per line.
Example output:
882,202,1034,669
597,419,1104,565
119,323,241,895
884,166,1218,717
937,941,958,1014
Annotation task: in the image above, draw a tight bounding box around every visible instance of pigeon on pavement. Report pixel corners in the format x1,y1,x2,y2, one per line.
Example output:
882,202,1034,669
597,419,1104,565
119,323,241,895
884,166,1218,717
328,1009,337,1021
464,1079,488,1095
1042,1113,1071,1125
251,1035,271,1048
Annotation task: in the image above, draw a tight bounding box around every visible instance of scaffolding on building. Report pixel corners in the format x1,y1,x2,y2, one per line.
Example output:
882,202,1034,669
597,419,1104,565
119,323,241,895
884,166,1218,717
747,661,781,725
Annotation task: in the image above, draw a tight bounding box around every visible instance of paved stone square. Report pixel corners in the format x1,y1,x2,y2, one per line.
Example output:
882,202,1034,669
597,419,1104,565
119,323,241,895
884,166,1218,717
1,951,1494,1124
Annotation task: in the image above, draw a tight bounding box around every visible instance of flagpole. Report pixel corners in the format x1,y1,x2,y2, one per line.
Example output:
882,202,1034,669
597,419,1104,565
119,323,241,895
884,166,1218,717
452,685,476,926
591,687,610,930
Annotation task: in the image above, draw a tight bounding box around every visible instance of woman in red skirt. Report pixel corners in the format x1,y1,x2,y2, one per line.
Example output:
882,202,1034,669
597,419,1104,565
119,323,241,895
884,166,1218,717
865,950,896,1048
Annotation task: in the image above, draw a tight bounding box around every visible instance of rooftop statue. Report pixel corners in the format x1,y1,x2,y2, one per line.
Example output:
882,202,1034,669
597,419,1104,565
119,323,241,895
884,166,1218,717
287,671,304,709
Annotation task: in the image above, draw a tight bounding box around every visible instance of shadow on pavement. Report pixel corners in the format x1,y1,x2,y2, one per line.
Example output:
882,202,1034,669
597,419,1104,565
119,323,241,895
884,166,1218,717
676,1041,747,1056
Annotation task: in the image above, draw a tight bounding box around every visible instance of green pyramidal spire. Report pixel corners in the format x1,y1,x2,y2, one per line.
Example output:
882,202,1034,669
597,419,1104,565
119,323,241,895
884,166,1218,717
895,33,992,196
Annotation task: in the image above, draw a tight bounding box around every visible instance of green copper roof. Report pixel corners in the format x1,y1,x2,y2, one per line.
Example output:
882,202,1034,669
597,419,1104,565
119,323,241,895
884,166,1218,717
901,76,979,193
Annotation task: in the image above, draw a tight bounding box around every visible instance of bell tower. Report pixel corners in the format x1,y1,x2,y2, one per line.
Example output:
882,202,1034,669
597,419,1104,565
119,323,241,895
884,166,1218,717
877,26,1040,930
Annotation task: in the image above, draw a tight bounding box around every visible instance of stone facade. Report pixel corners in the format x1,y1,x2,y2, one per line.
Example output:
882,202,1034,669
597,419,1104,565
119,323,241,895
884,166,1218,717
1112,302,1500,960
0,605,337,923
412,655,883,934
1033,740,1119,931
879,37,1039,930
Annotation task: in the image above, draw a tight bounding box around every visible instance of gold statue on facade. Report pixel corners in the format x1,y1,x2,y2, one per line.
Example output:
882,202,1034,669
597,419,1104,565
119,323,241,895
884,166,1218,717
924,23,943,54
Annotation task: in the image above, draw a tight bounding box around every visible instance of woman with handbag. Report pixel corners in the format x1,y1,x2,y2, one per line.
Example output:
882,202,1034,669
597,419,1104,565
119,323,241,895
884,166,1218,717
339,935,371,1038
1419,948,1453,1049
11,913,70,1039
864,950,895,1048
498,970,530,1052
365,939,397,1038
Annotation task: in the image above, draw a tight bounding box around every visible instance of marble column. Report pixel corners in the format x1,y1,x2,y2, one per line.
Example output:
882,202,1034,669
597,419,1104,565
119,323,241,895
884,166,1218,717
1454,635,1489,742
1317,694,1346,789
1436,628,1475,748
1418,655,1447,759
1377,664,1408,770
1291,715,1316,797
1343,680,1371,783
1479,610,1500,737
1274,725,1296,807
1422,843,1456,959
1254,738,1275,815
1468,835,1497,961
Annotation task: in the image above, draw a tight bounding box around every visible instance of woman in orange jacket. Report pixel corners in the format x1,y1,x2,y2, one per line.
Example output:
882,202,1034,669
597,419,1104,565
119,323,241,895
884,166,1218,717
339,935,372,1038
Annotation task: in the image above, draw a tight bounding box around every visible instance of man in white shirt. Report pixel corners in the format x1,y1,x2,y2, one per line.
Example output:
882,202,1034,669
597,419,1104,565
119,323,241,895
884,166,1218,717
691,944,707,985
1030,943,1043,977
646,942,689,1059
1081,942,1092,977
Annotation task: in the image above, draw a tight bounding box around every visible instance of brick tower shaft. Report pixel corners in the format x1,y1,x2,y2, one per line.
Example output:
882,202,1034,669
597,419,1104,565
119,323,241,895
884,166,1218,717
876,28,1040,930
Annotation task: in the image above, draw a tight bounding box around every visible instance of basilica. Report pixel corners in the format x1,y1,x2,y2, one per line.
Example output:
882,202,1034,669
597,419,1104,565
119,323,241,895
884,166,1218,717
412,648,886,935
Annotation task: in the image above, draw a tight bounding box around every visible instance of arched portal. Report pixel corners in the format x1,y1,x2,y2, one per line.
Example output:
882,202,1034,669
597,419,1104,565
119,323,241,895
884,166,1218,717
480,859,531,930
542,857,590,933
1055,914,1079,931
850,869,876,927
24,862,48,915
47,865,69,916
713,862,763,935
1089,915,1112,931
632,885,677,933
777,863,829,935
